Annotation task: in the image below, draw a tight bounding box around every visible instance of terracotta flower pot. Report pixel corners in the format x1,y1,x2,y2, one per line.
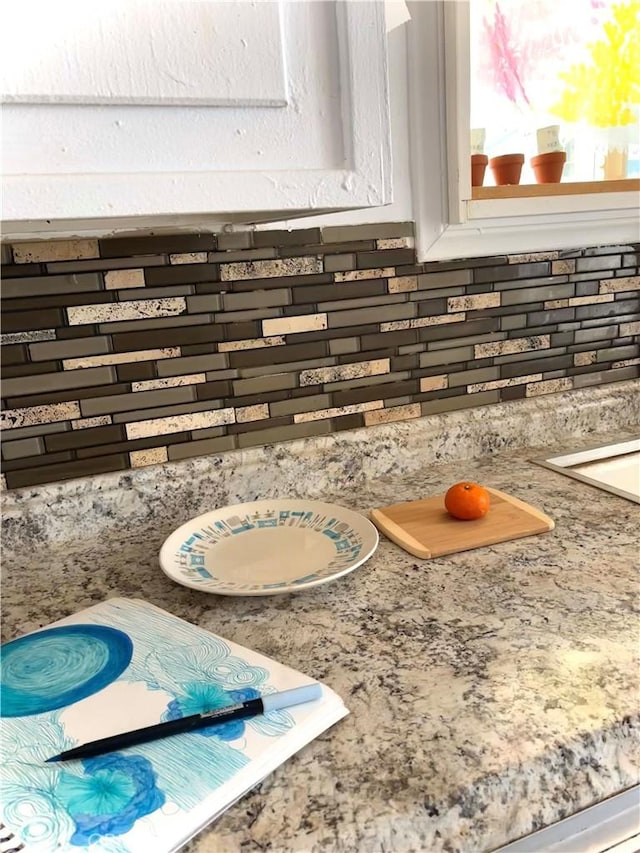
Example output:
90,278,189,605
471,154,488,187
489,153,524,186
531,151,566,183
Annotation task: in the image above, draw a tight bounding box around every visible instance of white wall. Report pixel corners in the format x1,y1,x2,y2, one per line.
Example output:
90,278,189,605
263,22,414,231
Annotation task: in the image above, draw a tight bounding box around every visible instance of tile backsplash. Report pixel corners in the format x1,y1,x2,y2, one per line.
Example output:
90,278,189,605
1,223,638,490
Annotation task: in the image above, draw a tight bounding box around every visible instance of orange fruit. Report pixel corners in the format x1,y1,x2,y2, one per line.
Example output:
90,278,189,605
444,482,490,520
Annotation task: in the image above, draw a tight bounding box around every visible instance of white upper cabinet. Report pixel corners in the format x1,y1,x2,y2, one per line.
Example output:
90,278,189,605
1,1,391,238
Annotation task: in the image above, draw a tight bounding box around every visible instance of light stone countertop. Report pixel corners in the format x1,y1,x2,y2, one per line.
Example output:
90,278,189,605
2,400,639,852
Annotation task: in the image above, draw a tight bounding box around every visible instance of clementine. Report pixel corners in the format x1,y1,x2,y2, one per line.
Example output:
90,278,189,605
444,482,490,520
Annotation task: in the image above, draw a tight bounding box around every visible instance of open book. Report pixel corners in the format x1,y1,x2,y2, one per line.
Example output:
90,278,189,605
0,598,348,852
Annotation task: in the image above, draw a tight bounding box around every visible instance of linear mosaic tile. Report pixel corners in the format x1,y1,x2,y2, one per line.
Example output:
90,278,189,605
1,222,638,488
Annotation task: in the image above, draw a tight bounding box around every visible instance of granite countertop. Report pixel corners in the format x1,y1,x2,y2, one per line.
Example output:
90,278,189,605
2,427,639,853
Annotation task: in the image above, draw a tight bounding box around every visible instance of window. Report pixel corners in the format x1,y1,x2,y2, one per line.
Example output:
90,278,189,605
407,0,640,261
470,0,640,188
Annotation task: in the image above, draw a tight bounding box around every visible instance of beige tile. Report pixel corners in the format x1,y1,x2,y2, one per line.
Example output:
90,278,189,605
105,269,145,289
508,251,559,263
235,404,269,423
381,313,466,332
12,239,99,264
474,335,550,358
1,402,80,429
130,446,169,467
544,299,570,309
0,474,6,490
63,348,180,370
468,373,542,393
377,237,414,250
551,259,576,275
126,408,236,439
131,374,206,392
299,358,390,386
574,351,597,366
419,375,448,392
447,293,500,312
611,357,640,368
294,401,383,423
599,275,640,294
620,321,640,336
169,252,208,264
388,276,418,294
220,257,321,281
262,314,327,336
67,298,186,325
568,294,615,306
364,403,422,426
72,415,113,430
335,268,395,282
525,377,573,397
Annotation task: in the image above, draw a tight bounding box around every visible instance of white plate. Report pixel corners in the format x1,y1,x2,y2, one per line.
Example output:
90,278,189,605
159,499,379,596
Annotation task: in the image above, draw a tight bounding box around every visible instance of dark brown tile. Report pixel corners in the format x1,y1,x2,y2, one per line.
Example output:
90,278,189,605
330,412,365,432
1,344,28,365
500,385,527,401
56,325,98,339
194,380,233,401
293,324,379,345
356,249,415,269
228,416,291,435
321,223,414,242
527,308,576,326
1,308,64,332
180,344,217,356
228,342,326,368
6,383,130,409
1,273,103,299
144,264,220,286
224,388,291,409
2,450,74,472
332,379,417,407
100,234,216,258
391,354,419,371
417,298,448,317
116,362,156,382
1,263,44,278
576,299,638,321
292,279,386,305
223,322,261,340
5,454,129,488
474,261,550,283
112,324,223,352
45,425,125,452
360,329,418,350
501,354,573,379
76,432,190,459
45,255,168,274
2,360,59,378
279,241,375,258
253,228,321,248
3,291,115,311
424,256,508,274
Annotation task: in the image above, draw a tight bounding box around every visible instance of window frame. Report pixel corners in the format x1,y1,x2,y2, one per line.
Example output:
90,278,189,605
407,0,640,262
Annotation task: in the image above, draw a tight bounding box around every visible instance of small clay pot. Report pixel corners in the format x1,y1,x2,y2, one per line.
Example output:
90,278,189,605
489,153,525,186
471,154,489,187
531,151,566,183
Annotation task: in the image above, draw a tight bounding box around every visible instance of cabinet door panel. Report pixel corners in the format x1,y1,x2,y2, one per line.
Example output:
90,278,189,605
2,1,391,234
2,1,287,106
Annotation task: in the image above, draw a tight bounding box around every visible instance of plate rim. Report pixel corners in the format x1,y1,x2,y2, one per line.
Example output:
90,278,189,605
158,498,379,596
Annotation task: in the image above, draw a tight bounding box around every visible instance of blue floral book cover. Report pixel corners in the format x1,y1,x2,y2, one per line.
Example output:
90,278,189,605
0,598,347,852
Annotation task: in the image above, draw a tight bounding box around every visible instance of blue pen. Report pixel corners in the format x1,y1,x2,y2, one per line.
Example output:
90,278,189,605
46,684,322,763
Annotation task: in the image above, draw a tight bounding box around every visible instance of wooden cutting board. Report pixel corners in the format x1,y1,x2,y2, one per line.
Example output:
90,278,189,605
369,487,554,559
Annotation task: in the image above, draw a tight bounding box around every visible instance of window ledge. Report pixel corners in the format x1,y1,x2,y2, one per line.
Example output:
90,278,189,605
471,178,640,200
